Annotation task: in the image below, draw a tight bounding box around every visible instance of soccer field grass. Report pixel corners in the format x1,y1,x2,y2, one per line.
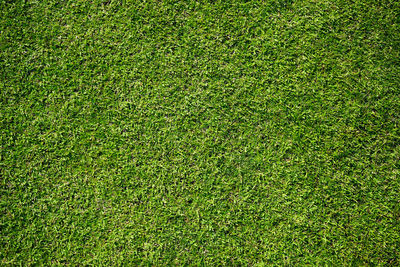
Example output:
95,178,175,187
1,0,399,265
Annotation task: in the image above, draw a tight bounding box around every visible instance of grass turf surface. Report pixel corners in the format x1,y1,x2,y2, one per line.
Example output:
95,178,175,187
1,0,400,265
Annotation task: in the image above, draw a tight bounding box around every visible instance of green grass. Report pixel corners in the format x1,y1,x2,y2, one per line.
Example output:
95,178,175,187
1,0,400,265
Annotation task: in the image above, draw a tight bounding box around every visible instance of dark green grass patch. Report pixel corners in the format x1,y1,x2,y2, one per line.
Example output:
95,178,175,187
1,0,400,265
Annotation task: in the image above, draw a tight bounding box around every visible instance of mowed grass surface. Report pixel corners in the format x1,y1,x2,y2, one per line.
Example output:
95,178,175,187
1,0,400,265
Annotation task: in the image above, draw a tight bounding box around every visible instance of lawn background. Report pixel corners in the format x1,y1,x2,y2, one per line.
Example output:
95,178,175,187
1,0,400,265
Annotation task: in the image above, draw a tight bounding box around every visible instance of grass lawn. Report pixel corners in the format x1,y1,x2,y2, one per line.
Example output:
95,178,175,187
1,0,400,265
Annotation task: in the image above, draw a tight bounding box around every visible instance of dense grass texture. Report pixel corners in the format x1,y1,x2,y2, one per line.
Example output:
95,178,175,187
1,0,400,265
